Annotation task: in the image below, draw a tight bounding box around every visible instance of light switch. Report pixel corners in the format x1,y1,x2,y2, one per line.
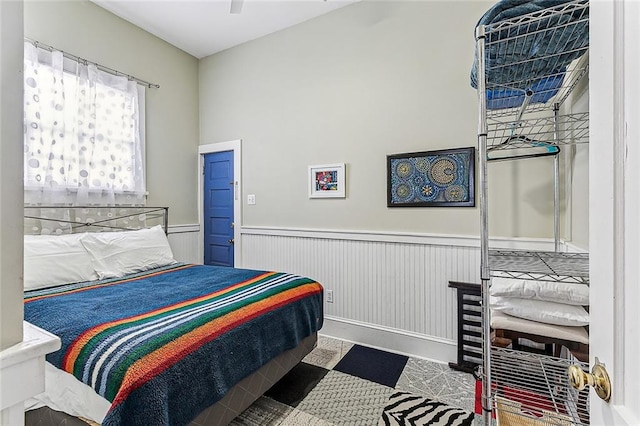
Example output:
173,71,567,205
247,194,256,205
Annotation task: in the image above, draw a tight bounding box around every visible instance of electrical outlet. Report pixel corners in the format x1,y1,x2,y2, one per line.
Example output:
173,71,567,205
326,290,334,303
247,194,256,205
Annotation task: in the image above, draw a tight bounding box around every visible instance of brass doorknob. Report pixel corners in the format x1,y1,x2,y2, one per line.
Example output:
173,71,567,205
568,357,611,402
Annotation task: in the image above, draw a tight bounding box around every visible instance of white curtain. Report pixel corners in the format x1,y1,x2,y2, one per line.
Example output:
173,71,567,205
23,42,146,206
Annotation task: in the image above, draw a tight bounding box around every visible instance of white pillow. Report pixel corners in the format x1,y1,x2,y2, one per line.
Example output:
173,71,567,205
80,225,176,279
24,233,99,290
490,277,589,306
490,296,589,327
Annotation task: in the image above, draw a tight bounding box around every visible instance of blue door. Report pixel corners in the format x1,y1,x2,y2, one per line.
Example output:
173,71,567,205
204,151,234,267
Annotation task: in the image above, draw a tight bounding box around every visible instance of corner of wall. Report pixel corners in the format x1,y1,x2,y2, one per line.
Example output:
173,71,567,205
0,0,25,351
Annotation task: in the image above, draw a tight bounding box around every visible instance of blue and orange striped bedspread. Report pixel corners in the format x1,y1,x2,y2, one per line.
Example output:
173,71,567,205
24,263,324,425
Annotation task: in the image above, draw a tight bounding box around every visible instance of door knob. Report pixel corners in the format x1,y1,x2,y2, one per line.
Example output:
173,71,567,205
568,357,611,402
228,238,234,244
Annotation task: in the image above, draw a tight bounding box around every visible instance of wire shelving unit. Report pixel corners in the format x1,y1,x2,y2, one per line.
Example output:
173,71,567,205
474,1,590,425
492,348,590,426
490,250,589,284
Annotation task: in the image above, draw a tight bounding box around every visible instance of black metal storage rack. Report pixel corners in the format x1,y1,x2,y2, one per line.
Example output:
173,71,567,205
447,281,482,374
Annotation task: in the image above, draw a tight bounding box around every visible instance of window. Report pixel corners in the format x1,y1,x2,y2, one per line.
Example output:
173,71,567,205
23,43,146,205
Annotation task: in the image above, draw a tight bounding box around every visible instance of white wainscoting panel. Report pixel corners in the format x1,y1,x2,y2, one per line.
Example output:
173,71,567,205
240,227,488,362
168,224,557,362
167,225,200,264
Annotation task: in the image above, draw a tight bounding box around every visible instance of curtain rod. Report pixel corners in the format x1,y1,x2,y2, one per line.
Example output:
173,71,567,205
24,38,160,89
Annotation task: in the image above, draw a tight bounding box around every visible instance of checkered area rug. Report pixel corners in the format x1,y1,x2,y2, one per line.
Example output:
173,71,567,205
230,336,476,426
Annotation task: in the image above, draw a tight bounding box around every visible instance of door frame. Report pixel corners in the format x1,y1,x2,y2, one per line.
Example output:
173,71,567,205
198,140,242,267
589,1,640,424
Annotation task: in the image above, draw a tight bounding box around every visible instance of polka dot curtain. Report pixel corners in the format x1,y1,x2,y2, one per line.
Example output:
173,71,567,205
23,42,145,206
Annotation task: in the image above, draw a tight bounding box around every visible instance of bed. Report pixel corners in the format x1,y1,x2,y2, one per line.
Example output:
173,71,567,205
22,207,323,425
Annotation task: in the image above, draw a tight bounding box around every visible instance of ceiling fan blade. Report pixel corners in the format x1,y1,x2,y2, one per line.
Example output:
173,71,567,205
230,0,244,14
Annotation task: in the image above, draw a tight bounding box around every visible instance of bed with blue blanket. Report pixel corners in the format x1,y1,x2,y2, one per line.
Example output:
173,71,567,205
25,263,323,425
470,0,589,110
22,211,323,426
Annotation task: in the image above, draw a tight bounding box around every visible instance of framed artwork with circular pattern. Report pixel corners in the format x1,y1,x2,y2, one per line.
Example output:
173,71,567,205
387,147,475,207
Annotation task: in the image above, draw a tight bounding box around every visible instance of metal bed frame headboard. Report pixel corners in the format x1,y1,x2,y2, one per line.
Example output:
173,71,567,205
24,206,169,235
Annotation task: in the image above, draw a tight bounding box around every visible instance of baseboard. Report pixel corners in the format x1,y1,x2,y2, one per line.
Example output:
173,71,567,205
562,241,588,253
320,315,457,365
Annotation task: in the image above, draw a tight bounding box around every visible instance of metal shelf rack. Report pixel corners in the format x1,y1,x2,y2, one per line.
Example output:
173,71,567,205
486,112,589,156
474,1,590,425
490,250,589,284
492,348,589,426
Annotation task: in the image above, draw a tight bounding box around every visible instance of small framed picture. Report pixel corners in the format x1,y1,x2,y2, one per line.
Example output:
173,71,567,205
309,163,346,198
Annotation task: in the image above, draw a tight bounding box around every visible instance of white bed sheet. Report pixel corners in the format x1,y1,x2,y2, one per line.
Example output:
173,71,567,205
25,361,110,423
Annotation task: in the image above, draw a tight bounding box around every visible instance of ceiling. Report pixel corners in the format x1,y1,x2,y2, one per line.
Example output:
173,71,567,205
92,0,359,59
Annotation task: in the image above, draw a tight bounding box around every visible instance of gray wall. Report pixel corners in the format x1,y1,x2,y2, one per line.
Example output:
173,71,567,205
24,0,200,226
0,0,24,350
199,0,560,238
